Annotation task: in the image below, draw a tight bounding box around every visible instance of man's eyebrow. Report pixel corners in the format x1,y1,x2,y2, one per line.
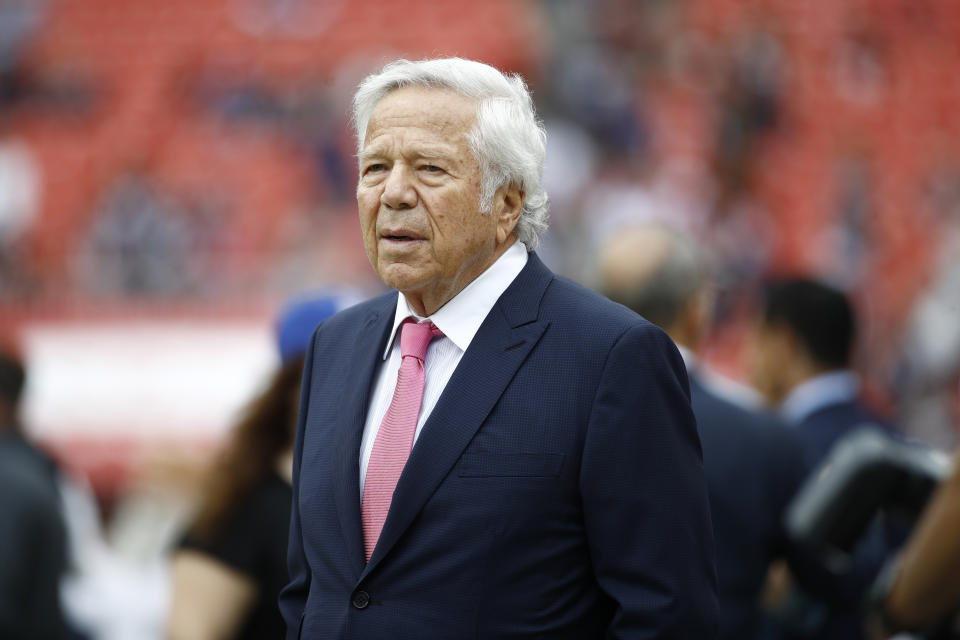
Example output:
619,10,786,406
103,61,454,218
357,148,383,164
415,150,455,162
357,146,459,164
415,146,452,157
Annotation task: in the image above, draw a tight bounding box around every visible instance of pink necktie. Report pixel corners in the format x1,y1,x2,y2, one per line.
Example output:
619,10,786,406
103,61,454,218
362,320,442,561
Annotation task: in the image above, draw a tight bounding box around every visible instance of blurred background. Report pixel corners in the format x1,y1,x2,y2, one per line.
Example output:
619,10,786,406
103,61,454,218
1,0,959,637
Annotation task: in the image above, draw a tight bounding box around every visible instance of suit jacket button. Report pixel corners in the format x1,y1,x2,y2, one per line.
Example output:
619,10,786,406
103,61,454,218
352,590,370,609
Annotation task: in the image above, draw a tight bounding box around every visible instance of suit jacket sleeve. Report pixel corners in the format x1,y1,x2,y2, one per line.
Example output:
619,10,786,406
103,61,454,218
279,328,316,640
579,323,719,639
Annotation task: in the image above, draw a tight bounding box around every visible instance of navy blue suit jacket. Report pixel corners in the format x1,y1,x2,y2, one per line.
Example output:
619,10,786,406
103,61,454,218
689,373,811,640
777,398,895,640
280,254,718,639
796,399,890,467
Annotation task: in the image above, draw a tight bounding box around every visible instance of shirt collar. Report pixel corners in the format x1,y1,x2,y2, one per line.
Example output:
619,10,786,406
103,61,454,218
382,241,528,359
780,369,860,425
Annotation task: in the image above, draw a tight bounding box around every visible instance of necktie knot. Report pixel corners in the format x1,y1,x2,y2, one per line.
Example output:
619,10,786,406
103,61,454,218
399,320,442,361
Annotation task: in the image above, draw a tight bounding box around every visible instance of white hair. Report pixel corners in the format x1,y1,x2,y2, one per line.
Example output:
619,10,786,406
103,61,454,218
352,57,550,250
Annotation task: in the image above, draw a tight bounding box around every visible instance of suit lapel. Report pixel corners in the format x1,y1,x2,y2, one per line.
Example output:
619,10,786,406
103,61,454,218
331,297,395,576
361,254,554,578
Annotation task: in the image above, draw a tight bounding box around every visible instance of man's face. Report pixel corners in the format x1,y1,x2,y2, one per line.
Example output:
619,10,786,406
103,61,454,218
357,86,514,316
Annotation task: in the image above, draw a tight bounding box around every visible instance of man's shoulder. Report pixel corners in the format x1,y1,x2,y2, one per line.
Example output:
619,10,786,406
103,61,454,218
691,378,800,450
799,400,897,461
542,273,654,336
802,399,891,434
0,442,61,513
544,276,682,370
690,376,811,492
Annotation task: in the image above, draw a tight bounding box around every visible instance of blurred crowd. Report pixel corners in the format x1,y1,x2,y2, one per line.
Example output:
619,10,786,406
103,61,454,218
3,0,959,444
1,0,959,639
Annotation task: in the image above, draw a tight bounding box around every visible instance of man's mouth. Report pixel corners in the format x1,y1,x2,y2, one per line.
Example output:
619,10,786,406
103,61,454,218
380,231,424,243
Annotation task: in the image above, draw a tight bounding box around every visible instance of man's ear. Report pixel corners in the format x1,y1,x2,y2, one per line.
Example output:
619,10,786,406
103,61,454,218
494,182,524,245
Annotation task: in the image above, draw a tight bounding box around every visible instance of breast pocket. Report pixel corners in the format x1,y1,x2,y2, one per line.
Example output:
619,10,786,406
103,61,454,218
457,453,565,478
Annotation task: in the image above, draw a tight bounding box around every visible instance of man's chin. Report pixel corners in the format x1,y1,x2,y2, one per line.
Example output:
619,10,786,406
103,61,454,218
377,263,430,294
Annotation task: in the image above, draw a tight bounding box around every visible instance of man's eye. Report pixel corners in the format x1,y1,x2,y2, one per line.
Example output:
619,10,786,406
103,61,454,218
422,165,443,173
365,163,386,174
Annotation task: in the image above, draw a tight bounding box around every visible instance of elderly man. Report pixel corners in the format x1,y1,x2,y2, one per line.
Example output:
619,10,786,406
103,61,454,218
280,58,718,639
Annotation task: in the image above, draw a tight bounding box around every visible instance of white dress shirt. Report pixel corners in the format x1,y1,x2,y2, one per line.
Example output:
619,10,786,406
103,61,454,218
779,369,860,426
358,241,528,494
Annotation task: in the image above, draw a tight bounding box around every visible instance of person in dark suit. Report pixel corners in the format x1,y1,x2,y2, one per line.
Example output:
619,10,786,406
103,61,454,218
0,442,68,640
749,277,895,640
749,278,892,463
597,224,821,640
0,349,68,640
279,58,718,639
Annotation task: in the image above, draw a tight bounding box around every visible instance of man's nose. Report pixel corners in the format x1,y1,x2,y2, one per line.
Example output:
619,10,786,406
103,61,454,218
380,165,417,210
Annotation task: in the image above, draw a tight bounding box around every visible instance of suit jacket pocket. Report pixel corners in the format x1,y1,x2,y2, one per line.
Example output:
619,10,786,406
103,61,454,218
457,453,564,477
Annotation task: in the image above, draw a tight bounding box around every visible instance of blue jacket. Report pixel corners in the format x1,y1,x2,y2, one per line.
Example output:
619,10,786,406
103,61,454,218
777,396,896,640
280,253,718,639
689,373,811,640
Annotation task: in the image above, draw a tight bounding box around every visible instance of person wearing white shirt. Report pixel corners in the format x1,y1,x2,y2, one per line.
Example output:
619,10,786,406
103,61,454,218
280,57,718,640
359,241,527,493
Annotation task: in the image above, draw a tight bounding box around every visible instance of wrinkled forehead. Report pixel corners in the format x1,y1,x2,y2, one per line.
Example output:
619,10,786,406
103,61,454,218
362,85,479,150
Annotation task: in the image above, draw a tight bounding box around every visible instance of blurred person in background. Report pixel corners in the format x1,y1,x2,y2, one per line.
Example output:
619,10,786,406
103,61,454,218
3,345,165,640
749,278,897,640
0,438,68,640
870,446,960,638
167,296,337,640
597,223,824,640
0,347,67,640
896,176,960,451
0,346,112,640
0,111,40,296
750,278,894,465
0,348,60,486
